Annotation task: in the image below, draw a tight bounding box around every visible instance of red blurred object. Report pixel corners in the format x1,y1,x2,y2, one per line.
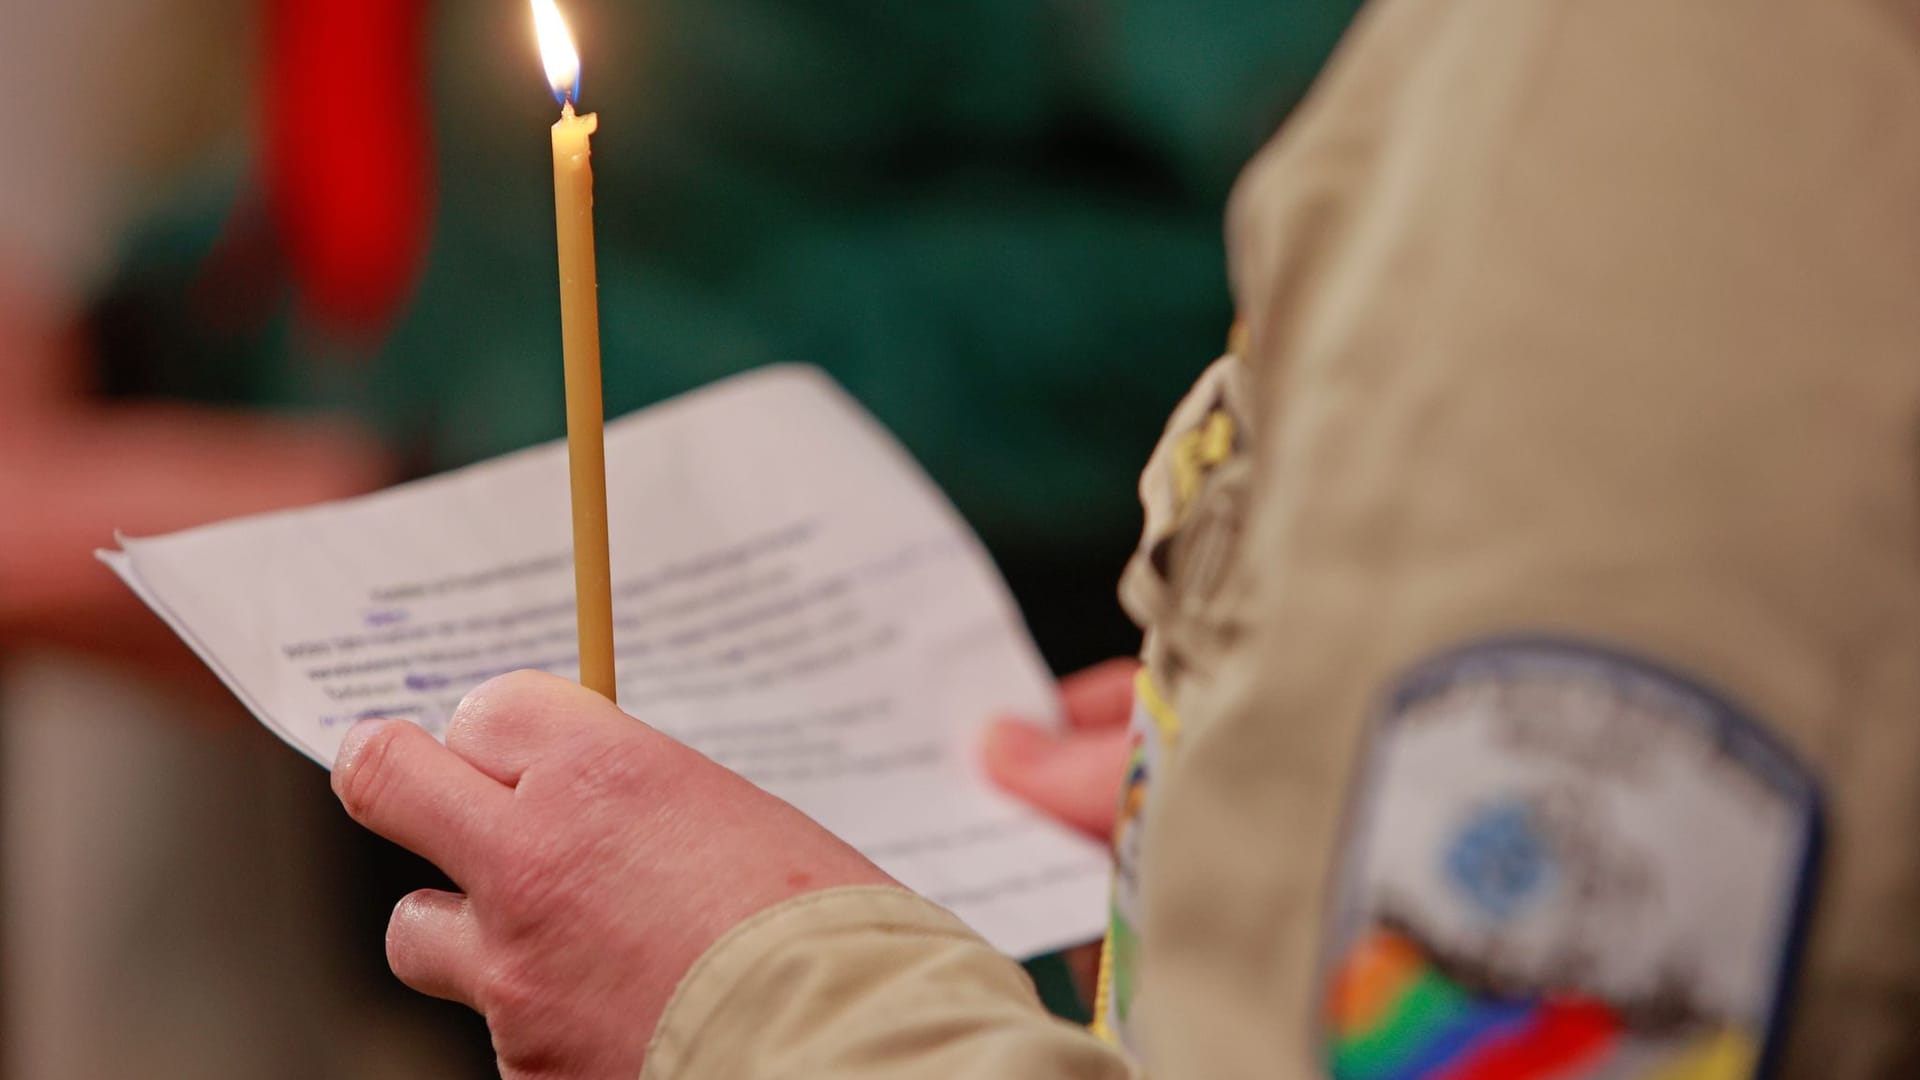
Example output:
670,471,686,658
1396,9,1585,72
264,0,434,339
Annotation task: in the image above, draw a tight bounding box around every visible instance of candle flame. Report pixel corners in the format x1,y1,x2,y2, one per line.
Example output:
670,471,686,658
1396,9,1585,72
531,0,581,105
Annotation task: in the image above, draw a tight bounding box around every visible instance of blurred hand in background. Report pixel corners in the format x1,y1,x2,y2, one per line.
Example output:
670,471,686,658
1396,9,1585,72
0,273,387,683
981,657,1138,999
984,657,1138,840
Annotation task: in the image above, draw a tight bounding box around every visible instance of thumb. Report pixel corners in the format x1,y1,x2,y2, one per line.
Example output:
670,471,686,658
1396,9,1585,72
982,719,1131,841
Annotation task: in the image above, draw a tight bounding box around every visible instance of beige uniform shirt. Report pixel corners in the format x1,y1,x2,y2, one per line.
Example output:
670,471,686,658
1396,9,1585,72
641,0,1920,1076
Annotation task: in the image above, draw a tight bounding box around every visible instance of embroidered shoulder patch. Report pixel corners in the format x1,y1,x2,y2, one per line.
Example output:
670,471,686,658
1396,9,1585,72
1321,639,1822,1080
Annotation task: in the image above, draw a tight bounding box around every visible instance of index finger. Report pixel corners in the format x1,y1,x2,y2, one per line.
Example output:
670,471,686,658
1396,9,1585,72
332,718,513,888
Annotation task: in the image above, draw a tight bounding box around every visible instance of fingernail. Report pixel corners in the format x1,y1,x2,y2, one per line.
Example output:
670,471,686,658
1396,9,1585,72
335,717,398,772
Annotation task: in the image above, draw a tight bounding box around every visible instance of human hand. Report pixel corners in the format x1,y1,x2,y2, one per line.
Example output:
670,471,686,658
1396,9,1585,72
981,657,1137,1001
331,670,897,1079
981,657,1138,841
0,284,387,684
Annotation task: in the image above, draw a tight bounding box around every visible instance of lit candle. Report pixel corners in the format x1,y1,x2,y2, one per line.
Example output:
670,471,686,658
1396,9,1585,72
533,0,616,701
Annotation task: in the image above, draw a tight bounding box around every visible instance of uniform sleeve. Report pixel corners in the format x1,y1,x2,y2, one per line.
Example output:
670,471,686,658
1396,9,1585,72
1135,0,1920,1076
640,887,1137,1080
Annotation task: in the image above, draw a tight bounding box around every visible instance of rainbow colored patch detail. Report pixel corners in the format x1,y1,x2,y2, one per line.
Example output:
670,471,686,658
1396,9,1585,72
1327,929,1753,1080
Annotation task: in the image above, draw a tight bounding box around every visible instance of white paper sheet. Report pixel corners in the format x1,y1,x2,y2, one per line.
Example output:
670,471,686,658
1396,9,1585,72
101,365,1108,959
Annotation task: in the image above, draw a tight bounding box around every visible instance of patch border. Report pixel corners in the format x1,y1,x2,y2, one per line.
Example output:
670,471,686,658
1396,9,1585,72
1317,635,1826,1080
